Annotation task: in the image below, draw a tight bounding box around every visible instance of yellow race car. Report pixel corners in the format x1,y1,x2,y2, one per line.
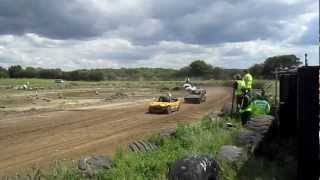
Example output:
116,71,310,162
149,95,181,114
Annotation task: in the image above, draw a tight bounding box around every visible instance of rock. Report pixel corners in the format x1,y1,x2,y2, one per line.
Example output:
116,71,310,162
78,155,113,177
159,128,177,138
237,129,263,145
217,145,246,162
237,129,264,153
245,115,275,134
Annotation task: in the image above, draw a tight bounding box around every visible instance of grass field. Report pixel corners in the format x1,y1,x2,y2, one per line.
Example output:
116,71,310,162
0,78,273,90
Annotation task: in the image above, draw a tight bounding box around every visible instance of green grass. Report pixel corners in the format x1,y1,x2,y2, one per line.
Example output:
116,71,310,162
99,117,239,180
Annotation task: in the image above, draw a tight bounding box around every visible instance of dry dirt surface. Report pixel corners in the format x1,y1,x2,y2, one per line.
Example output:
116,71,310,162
0,87,231,175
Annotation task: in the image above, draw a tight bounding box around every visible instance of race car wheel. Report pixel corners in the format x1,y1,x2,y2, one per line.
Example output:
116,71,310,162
166,106,172,114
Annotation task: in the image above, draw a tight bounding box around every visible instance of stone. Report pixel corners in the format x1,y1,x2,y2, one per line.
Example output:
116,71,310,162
78,155,113,177
245,115,275,134
217,145,246,162
237,129,263,146
160,128,177,138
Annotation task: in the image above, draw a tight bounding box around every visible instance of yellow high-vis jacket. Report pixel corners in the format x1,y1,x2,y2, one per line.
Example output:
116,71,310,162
243,73,253,89
235,80,246,96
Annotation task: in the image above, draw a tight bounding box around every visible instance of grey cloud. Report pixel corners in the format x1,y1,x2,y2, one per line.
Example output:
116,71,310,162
144,0,315,44
0,0,106,39
0,0,318,70
0,0,316,45
297,16,319,45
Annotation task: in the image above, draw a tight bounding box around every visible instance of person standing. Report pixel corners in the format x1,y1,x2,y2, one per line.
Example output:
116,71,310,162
233,74,245,112
185,77,191,83
243,70,253,92
239,89,252,125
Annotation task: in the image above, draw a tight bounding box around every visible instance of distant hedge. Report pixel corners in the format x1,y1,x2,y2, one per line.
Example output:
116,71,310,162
0,61,242,81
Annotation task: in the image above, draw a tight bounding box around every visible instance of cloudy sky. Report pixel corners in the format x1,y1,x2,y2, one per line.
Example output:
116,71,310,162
0,0,318,70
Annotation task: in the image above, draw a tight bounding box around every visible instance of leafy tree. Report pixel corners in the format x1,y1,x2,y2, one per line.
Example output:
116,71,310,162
22,67,39,78
176,66,191,78
249,64,264,78
0,66,9,78
39,69,62,79
8,65,23,78
248,55,301,79
212,67,225,79
189,60,213,78
68,70,81,81
261,55,301,78
89,71,104,81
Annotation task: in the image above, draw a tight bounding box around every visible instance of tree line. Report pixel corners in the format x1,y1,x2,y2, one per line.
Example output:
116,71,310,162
249,54,301,79
0,54,302,81
0,66,104,81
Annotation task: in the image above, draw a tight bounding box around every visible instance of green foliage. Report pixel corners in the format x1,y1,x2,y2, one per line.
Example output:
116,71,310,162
0,66,9,78
189,60,214,78
249,55,302,79
39,68,63,79
100,118,238,180
2,60,245,81
23,67,39,78
8,65,23,78
177,60,242,80
249,64,264,79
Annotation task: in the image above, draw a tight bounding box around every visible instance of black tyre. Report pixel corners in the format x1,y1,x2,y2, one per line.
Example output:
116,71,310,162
133,141,147,153
137,140,152,152
128,143,140,152
168,155,219,180
129,140,159,153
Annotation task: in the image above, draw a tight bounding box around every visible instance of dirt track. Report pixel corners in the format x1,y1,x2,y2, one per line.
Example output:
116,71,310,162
0,87,231,175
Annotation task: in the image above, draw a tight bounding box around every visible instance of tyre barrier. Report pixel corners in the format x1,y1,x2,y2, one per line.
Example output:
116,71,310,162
128,140,159,153
78,155,113,177
168,155,219,180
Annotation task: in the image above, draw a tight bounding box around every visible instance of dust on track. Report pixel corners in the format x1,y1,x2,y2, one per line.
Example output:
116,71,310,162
0,87,231,175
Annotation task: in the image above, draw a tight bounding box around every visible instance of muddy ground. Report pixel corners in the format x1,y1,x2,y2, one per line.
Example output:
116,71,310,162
0,87,231,175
